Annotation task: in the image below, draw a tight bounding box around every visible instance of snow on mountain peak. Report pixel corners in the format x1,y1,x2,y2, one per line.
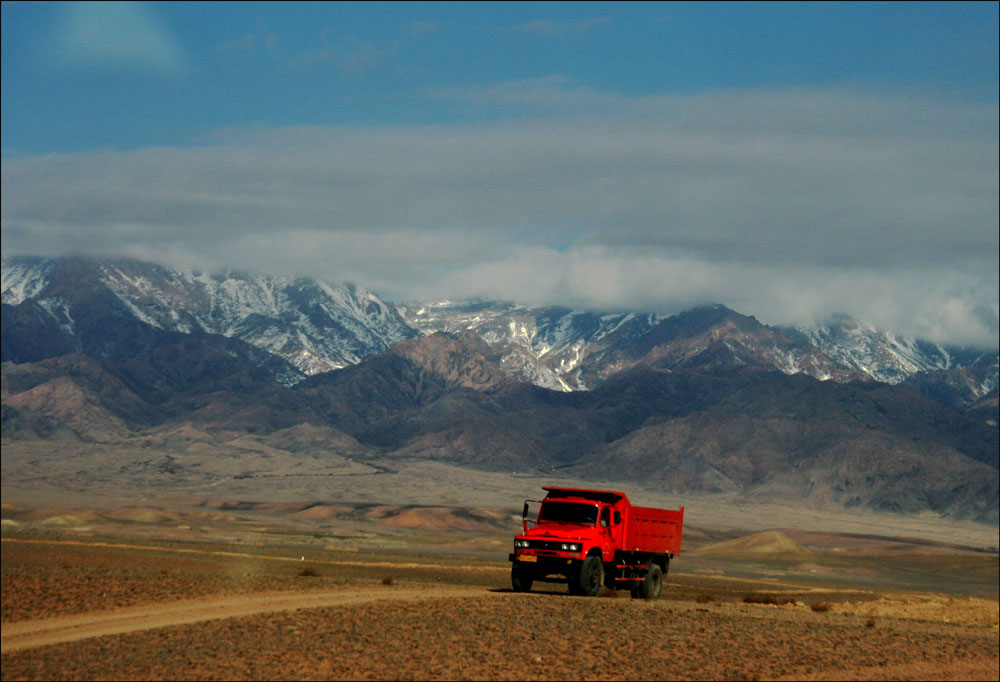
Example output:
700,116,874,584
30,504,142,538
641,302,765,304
3,258,996,399
1,256,55,305
2,257,417,378
795,314,980,384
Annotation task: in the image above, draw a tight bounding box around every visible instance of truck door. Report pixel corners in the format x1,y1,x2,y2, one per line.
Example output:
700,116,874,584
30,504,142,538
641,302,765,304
609,506,625,555
599,506,614,560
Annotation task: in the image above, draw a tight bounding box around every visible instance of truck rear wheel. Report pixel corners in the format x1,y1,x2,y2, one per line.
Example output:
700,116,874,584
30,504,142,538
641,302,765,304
572,556,604,597
632,563,662,600
511,565,533,592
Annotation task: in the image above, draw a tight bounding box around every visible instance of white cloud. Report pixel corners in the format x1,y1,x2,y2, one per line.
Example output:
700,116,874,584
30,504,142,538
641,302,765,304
2,86,997,347
439,246,998,347
48,1,187,77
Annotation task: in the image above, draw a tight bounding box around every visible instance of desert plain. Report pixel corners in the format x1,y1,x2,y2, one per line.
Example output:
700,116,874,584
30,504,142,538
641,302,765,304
2,459,998,681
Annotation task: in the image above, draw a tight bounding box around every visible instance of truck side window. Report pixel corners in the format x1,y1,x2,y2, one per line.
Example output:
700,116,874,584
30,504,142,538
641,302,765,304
614,511,621,525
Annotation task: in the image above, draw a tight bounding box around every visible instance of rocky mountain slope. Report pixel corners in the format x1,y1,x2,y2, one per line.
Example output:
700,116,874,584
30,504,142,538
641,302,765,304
4,256,996,400
789,314,996,387
2,256,997,521
401,299,998,406
399,300,869,390
4,326,997,520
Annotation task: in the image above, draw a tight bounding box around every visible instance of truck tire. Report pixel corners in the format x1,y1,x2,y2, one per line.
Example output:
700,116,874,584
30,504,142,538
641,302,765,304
632,563,662,600
573,556,604,597
511,565,534,592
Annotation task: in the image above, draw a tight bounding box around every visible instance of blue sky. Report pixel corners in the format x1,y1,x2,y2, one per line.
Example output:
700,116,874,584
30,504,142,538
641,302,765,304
3,2,997,152
2,2,998,346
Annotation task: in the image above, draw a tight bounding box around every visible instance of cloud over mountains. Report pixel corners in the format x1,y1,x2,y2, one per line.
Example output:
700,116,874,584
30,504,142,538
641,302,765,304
2,86,997,347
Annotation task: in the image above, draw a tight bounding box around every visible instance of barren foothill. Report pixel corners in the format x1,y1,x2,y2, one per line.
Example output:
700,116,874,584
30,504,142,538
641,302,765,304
2,528,997,681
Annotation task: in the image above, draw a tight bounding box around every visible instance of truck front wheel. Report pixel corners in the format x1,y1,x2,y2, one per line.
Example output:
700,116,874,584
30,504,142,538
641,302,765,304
511,565,534,592
632,563,662,600
572,556,604,597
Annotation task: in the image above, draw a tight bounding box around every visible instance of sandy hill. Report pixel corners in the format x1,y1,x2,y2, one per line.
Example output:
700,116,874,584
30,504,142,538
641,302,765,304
691,529,816,563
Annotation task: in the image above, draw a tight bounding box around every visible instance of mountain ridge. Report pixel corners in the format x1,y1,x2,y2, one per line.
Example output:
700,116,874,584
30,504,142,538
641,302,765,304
2,255,997,522
5,256,996,400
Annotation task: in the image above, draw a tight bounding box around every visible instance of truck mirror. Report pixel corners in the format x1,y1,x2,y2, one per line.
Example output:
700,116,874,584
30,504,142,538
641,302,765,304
522,502,529,519
600,507,610,528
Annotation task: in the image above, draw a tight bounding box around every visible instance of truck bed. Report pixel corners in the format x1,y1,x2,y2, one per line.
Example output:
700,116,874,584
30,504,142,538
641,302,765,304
624,505,683,555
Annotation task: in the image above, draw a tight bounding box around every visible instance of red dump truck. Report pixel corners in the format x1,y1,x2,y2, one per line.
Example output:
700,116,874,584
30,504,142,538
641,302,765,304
508,487,683,598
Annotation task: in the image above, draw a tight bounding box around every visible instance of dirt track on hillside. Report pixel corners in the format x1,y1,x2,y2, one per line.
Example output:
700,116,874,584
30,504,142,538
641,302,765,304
1,585,498,653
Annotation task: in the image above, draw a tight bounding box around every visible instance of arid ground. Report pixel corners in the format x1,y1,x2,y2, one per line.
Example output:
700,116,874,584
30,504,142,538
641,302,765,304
2,497,998,681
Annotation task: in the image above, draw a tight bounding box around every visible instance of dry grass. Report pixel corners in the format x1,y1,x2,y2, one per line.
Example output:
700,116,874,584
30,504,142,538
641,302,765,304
742,592,796,606
2,534,997,681
4,591,997,681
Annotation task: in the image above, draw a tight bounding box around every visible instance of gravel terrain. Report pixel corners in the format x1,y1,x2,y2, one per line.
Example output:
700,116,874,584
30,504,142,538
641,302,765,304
2,535,997,681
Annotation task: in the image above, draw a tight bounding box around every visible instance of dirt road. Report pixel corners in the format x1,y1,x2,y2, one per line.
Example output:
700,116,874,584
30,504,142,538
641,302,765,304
1,585,500,654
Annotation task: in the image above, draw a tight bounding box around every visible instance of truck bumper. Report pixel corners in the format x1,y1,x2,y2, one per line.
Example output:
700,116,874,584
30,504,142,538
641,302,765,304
509,553,582,578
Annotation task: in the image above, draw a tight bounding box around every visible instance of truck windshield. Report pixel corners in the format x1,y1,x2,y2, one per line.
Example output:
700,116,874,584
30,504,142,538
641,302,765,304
539,502,598,525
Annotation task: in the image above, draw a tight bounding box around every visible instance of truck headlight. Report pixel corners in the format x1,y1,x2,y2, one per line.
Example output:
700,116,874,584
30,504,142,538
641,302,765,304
560,543,581,552
514,539,530,548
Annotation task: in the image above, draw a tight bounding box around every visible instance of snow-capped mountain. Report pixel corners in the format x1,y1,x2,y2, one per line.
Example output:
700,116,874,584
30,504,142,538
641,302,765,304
1,256,417,377
790,314,997,396
3,257,996,403
399,299,997,395
396,299,661,390
0,256,54,305
4,257,997,520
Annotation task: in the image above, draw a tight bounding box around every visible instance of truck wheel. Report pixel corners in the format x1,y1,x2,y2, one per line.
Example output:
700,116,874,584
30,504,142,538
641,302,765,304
511,565,533,592
633,563,662,600
573,556,604,597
